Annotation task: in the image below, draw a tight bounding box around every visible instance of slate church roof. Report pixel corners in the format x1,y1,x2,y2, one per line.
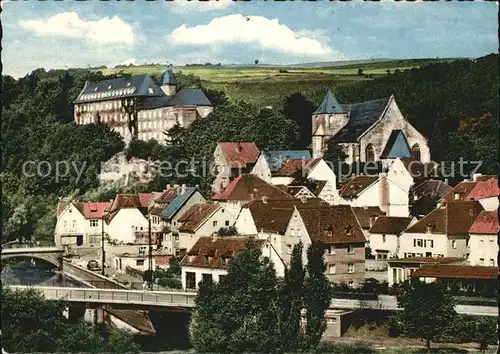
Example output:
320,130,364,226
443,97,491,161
313,90,344,114
333,97,392,142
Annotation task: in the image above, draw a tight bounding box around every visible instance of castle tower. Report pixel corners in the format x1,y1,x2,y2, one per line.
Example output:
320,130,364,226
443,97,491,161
161,69,177,96
312,90,349,157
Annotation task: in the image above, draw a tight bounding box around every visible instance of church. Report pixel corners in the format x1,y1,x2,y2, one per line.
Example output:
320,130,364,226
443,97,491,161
312,90,430,163
73,69,213,144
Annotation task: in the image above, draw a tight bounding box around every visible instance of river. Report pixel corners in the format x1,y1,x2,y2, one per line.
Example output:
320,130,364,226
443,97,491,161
1,259,82,287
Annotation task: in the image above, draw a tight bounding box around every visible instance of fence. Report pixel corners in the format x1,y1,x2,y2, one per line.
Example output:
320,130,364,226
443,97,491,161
2,241,57,249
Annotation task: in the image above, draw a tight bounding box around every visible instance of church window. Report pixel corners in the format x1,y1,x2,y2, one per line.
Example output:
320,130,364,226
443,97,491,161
411,144,421,161
366,144,375,162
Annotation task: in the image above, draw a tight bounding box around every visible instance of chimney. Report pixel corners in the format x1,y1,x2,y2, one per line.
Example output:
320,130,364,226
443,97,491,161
378,173,388,213
236,143,243,152
463,178,470,182
369,216,377,228
262,196,268,204
472,173,482,182
444,179,449,185
181,184,187,194
166,184,171,190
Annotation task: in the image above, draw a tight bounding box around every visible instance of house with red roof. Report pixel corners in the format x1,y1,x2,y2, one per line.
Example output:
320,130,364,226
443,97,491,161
468,210,499,266
212,142,260,193
440,175,498,211
55,201,111,247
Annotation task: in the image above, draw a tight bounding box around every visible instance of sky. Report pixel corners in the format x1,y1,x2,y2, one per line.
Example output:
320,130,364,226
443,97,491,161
1,0,498,78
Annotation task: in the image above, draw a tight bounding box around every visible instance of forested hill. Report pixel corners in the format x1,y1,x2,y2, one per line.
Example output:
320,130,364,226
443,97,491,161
1,54,498,243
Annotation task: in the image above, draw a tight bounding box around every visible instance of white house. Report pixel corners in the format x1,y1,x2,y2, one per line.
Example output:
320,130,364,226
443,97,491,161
339,172,410,217
368,216,414,260
55,201,111,247
176,203,238,253
104,194,151,244
468,210,499,266
398,200,484,259
272,157,339,205
180,236,284,290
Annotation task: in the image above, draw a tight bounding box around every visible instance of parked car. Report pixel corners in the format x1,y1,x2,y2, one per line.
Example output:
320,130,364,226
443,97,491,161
87,260,101,271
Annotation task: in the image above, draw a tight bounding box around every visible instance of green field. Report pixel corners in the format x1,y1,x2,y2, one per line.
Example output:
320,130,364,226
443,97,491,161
96,58,457,84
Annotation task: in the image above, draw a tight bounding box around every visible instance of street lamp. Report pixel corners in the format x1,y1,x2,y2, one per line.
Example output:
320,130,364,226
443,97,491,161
148,216,153,290
101,216,106,276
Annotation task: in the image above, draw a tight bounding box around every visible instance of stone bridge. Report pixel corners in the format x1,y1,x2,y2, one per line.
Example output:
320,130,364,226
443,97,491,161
1,247,64,270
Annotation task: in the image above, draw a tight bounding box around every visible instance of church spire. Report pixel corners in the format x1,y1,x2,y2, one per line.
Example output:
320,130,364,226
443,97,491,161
313,89,343,114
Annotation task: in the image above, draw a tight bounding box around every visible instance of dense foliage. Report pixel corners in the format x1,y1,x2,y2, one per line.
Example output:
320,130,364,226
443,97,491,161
189,241,332,353
1,287,140,353
398,282,457,352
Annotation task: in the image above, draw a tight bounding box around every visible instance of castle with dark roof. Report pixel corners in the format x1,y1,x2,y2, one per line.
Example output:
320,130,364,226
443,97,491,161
312,90,430,163
73,69,212,143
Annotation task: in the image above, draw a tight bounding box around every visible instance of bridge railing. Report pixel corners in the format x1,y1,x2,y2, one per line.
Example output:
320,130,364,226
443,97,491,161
8,285,197,307
2,241,57,249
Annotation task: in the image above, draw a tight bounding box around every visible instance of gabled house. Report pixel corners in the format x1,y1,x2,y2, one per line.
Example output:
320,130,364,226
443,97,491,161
251,150,311,184
176,203,238,254
180,236,284,290
55,201,111,247
291,206,367,287
104,194,151,244
277,185,317,199
399,200,484,259
368,216,415,260
464,178,499,211
468,210,499,266
272,157,338,204
212,142,260,193
339,172,410,217
312,90,431,164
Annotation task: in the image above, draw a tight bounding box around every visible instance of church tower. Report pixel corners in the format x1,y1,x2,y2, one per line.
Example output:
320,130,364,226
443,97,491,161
312,90,349,157
161,69,177,96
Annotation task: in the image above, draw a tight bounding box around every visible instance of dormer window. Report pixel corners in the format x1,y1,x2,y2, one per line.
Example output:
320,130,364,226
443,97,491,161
426,224,434,234
454,193,460,200
148,88,154,94
126,82,131,86
94,87,98,92
344,226,353,235
108,85,112,90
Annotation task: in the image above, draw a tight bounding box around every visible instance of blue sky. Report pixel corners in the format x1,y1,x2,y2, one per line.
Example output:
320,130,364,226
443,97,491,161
2,0,498,78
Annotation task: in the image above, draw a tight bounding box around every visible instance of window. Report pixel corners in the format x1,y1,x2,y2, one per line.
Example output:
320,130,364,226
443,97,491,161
202,273,213,283
213,221,218,227
329,264,336,274
348,264,355,273
480,239,485,244
291,228,296,236
347,244,354,254
479,258,484,264
382,234,386,243
225,220,230,226
411,144,421,161
287,244,292,255
136,259,144,266
329,245,336,255
72,220,76,229
348,281,354,287
416,239,423,247
219,274,226,283
466,238,469,247
490,259,495,266
452,240,457,249
90,219,99,227
365,144,375,162
428,240,434,248
327,317,337,324
64,221,68,228
489,239,495,243
186,272,196,289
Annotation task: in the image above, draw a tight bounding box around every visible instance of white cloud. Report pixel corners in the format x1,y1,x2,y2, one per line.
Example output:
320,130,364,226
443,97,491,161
167,0,233,14
18,12,134,45
169,14,334,56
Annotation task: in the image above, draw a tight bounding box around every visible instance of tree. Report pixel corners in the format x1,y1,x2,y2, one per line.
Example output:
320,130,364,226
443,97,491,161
398,282,457,353
279,242,306,351
282,93,315,149
357,68,364,76
217,226,238,236
322,140,347,174
167,256,181,277
1,287,139,353
190,240,281,352
255,59,259,65
303,243,332,350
